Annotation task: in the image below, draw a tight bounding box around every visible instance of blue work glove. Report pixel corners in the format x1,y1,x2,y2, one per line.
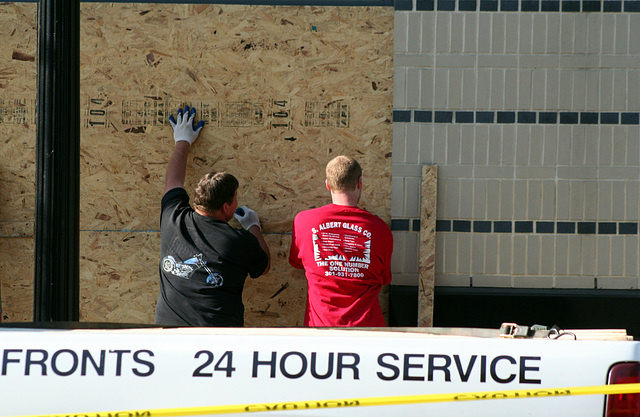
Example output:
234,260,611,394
169,105,204,144
234,206,261,230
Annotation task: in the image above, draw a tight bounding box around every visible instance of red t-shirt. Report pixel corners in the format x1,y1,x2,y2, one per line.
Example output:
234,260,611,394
289,204,393,327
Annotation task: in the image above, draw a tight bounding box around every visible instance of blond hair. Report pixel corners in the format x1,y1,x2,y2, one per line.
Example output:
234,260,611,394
326,156,362,192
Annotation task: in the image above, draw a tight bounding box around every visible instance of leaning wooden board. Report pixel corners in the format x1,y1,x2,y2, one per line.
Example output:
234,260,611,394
0,3,393,325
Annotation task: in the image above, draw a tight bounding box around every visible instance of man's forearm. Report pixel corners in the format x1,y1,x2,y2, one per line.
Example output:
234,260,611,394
248,225,271,275
164,141,191,193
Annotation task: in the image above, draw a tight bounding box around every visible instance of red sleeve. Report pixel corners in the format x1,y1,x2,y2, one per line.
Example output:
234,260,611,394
288,218,304,269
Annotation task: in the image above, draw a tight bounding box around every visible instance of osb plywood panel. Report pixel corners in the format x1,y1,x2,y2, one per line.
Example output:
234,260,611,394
0,3,37,230
418,165,437,327
0,237,33,322
79,3,394,233
0,3,393,326
79,231,160,323
79,231,308,327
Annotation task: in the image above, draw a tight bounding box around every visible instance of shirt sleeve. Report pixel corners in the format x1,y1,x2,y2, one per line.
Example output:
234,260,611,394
246,232,270,279
288,217,304,269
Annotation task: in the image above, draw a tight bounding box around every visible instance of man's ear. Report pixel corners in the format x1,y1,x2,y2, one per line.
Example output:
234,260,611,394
221,201,233,218
325,179,331,192
357,176,362,190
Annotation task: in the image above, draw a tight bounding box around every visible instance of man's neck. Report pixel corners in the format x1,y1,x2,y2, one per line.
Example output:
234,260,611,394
331,191,360,207
195,207,228,222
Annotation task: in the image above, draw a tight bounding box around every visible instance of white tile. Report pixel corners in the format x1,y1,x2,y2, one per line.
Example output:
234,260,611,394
420,69,435,109
459,179,474,218
418,124,434,164
491,14,505,54
485,234,498,275
531,70,546,110
421,12,436,53
457,233,472,274
532,14,546,55
435,274,471,287
512,235,527,275
473,179,487,219
597,236,611,277
391,231,406,273
546,14,560,54
614,14,629,55
473,275,512,288
568,235,583,275
405,123,420,164
444,178,461,218
527,235,540,276
498,234,513,275
463,13,478,54
613,70,628,110
444,232,459,274
462,69,476,109
393,67,407,108
540,235,555,275
610,236,624,276
404,176,421,218
500,180,514,219
569,181,584,220
581,235,596,276
450,13,464,53
404,231,419,273
407,13,422,53
472,234,485,274
597,277,638,290
573,14,588,54
555,276,595,289
391,273,419,286
513,276,554,289
406,67,422,108
560,14,575,54
528,180,543,220
435,13,451,54
518,14,533,55
586,14,602,55
394,12,409,53
505,14,519,54
624,236,638,277
391,176,404,218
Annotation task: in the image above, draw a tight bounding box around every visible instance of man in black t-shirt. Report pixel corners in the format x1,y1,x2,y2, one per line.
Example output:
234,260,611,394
155,105,271,327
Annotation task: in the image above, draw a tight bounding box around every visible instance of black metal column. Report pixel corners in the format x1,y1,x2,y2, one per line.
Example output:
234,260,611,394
34,0,81,321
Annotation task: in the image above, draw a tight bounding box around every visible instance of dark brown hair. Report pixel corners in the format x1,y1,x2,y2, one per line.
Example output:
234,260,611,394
193,172,239,212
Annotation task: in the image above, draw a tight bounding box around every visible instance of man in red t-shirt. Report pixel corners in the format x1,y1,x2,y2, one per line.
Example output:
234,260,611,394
289,156,393,327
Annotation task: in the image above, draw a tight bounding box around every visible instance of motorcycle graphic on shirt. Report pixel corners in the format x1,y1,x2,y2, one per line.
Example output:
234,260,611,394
162,253,224,287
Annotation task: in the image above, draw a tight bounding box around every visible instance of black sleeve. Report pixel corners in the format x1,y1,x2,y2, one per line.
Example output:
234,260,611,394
245,232,269,279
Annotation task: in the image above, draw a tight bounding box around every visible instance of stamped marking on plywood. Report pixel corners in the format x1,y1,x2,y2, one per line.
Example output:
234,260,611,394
0,98,36,124
305,101,350,128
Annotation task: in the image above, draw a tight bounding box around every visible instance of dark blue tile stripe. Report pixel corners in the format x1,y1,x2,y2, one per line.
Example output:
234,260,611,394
396,110,640,125
407,0,637,11
396,219,640,235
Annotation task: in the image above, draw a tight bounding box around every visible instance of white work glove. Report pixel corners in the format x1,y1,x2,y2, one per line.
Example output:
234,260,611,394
234,206,261,230
169,105,204,144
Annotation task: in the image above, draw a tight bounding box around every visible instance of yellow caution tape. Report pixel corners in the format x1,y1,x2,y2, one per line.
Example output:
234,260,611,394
9,383,640,417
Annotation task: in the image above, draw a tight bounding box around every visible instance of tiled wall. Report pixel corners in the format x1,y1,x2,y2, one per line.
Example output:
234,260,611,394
390,0,640,290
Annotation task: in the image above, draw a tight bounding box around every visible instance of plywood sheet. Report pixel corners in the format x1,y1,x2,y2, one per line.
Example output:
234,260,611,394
0,237,33,322
79,3,394,233
0,3,393,326
418,165,437,327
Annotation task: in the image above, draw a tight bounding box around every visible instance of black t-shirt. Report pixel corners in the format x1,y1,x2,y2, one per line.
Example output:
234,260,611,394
155,188,269,326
